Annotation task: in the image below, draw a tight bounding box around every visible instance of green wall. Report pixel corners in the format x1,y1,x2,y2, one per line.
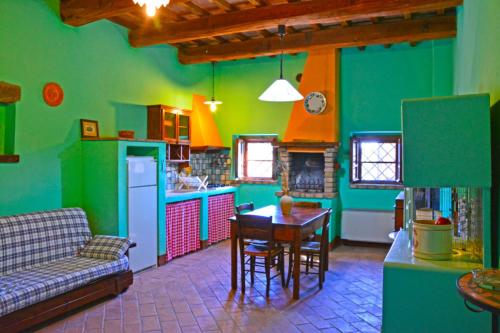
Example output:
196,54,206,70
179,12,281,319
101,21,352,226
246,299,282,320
215,41,454,236
454,0,500,104
339,41,453,213
0,0,209,216
454,0,500,274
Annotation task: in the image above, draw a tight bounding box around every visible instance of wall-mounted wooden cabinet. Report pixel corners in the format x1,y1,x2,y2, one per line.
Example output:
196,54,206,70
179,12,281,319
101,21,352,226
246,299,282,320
147,105,191,144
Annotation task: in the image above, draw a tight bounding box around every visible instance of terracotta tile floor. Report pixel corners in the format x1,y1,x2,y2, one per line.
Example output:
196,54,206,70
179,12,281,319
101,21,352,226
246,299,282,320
36,242,387,333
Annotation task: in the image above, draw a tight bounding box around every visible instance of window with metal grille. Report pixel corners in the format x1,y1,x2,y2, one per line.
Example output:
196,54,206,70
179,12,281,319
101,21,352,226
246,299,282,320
235,136,277,180
350,135,402,186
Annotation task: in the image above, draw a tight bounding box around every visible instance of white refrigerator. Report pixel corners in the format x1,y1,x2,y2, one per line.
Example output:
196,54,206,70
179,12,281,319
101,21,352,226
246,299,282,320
127,156,158,272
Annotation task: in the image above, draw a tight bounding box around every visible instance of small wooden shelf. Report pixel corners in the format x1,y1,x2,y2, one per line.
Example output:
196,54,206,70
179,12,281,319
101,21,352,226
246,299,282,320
81,137,166,143
0,154,19,163
1,81,21,162
168,159,190,163
168,143,190,162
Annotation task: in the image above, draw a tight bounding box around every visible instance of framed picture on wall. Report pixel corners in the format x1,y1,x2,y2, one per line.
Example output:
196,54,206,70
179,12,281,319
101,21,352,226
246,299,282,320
80,119,99,138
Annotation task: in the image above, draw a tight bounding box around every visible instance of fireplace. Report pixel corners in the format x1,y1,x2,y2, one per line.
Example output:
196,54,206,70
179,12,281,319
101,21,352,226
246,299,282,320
290,153,325,193
278,142,338,199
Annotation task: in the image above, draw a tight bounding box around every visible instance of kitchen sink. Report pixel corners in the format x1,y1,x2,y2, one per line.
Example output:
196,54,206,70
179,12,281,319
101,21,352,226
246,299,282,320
168,189,199,193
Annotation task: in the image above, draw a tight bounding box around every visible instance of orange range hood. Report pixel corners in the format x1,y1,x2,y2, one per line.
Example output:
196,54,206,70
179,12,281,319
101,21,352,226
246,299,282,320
190,94,229,152
282,48,340,145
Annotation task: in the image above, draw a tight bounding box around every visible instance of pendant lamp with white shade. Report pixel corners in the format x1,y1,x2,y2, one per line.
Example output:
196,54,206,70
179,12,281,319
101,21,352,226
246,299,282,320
259,25,303,102
204,62,223,112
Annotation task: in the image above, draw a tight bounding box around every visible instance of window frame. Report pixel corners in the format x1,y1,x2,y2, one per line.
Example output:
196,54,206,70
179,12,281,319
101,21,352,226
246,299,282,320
234,135,278,181
350,135,402,187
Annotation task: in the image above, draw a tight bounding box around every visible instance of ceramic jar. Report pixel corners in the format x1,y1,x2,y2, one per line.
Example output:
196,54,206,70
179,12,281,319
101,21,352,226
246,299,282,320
412,220,453,260
280,191,293,216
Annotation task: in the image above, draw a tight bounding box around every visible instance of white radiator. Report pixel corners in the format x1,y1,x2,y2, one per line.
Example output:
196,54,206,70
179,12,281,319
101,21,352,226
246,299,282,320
341,209,394,244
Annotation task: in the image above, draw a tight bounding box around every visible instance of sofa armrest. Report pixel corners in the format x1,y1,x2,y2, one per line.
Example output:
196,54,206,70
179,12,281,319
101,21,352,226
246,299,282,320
125,242,137,258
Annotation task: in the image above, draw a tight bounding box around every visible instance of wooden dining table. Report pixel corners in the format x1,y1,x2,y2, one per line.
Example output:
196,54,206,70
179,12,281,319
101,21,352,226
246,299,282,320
228,205,329,300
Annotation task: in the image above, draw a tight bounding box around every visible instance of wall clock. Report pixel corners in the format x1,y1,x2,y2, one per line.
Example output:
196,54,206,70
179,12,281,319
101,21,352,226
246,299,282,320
43,82,64,107
304,91,326,115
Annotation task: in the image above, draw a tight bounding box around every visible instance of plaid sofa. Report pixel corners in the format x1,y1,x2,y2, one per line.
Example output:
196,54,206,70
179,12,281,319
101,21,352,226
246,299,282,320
0,208,130,317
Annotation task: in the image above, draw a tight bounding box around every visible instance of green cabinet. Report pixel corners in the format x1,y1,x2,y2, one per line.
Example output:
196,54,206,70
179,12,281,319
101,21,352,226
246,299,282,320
81,139,166,256
402,94,491,187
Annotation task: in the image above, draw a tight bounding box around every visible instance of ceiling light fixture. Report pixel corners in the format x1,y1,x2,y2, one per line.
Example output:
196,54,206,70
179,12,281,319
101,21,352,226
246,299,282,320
132,0,170,17
204,62,223,112
259,25,303,102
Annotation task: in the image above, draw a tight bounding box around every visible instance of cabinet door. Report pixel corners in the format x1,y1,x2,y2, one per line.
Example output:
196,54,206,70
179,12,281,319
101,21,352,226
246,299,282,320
208,194,235,245
163,110,177,142
166,202,182,261
184,199,201,253
166,199,200,261
178,114,190,143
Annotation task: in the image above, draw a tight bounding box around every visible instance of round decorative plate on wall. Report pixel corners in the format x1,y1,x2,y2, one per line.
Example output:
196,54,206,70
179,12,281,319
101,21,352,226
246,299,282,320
43,82,64,107
304,91,327,115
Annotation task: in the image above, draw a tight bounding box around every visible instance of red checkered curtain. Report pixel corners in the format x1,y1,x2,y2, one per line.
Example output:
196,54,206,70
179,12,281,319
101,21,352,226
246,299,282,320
208,194,235,245
166,199,201,261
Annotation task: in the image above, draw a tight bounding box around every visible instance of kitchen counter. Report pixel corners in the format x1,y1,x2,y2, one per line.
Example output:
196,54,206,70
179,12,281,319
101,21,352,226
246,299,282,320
382,230,488,333
384,230,482,272
164,186,238,256
165,186,237,203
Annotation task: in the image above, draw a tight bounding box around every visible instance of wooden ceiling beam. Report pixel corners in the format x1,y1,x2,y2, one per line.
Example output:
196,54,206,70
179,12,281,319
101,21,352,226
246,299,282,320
178,15,456,64
60,0,188,26
129,0,462,46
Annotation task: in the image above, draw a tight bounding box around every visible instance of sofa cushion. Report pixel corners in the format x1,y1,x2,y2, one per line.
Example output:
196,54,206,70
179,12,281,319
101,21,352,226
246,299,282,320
0,208,92,275
78,235,132,260
0,256,128,316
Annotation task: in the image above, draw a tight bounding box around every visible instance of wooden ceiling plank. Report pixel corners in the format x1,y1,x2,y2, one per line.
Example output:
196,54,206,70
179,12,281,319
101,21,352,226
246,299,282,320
247,0,265,7
211,0,235,11
178,15,456,64
129,0,462,46
178,1,210,16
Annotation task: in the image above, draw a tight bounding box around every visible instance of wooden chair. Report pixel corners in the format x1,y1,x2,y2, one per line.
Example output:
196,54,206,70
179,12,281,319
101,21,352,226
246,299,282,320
286,208,332,289
235,202,269,246
294,201,322,242
293,201,322,209
236,214,285,297
235,202,255,214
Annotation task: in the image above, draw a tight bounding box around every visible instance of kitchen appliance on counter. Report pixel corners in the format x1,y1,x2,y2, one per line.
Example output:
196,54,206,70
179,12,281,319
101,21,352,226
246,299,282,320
127,156,158,272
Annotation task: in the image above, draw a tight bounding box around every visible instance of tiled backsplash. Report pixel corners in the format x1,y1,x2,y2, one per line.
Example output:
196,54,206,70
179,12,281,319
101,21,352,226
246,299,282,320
190,151,232,185
165,162,179,190
165,150,232,190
